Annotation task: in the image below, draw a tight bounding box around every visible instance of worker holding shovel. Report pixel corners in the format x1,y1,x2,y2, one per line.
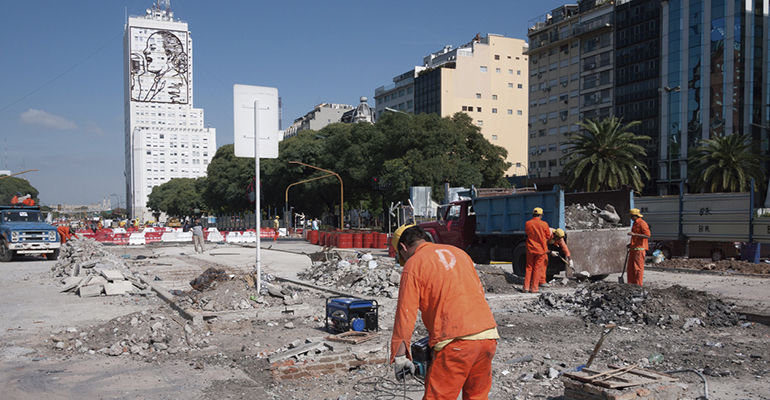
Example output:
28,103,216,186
541,228,572,287
627,208,650,286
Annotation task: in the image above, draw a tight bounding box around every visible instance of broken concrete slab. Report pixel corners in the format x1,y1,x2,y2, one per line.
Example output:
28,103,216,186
120,280,135,292
85,276,107,286
79,285,103,298
100,270,125,282
60,277,84,292
104,282,127,296
268,341,328,363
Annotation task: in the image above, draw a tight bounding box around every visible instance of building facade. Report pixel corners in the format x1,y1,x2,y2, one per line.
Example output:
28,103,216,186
123,2,216,222
283,103,354,139
375,34,530,177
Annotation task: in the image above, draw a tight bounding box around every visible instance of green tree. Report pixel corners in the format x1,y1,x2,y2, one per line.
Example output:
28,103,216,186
0,176,39,205
203,144,255,213
562,117,651,192
688,133,768,193
147,177,206,217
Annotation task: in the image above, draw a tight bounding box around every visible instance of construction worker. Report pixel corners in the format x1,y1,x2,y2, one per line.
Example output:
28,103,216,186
524,207,551,293
10,192,20,205
21,195,35,206
390,224,498,399
627,208,650,286
541,228,572,287
57,225,77,244
273,216,280,241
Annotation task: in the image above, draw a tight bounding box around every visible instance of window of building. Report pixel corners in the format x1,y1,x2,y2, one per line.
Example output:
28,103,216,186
399,89,405,97
477,120,483,126
492,108,498,114
476,107,482,112
495,55,500,60
550,62,558,71
509,69,513,74
480,66,488,72
530,131,537,138
496,68,501,73
517,110,522,115
462,106,468,111
492,94,498,100
509,109,514,115
517,70,521,75
518,84,523,89
476,93,482,99
509,83,514,88
491,135,498,140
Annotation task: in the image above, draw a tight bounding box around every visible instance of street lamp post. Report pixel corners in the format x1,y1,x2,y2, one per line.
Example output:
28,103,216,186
289,161,344,229
658,86,681,194
285,173,335,230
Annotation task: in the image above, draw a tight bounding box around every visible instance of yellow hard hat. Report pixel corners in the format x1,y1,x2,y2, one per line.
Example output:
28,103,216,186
554,228,565,238
630,208,643,218
533,207,543,215
392,224,415,266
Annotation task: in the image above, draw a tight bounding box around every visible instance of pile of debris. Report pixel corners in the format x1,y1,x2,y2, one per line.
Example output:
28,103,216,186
298,254,401,297
51,239,149,297
533,282,741,328
564,203,621,230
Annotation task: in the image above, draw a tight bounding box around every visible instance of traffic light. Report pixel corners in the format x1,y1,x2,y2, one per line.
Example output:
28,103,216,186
372,177,379,190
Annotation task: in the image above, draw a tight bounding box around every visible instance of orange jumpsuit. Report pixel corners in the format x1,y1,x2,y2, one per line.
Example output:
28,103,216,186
10,195,19,204
22,198,35,206
57,226,76,244
541,234,571,284
391,242,498,400
628,218,650,286
525,216,551,293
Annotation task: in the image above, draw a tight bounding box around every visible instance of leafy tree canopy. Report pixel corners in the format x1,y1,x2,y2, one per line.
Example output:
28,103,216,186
562,117,651,192
688,133,768,193
0,176,39,205
147,177,206,217
203,144,255,213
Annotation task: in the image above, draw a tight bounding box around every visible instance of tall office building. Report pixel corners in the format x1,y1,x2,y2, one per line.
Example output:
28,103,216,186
374,34,531,177
123,1,216,221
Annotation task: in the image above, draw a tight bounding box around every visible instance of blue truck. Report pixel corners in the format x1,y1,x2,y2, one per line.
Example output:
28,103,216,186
419,187,634,280
0,205,60,261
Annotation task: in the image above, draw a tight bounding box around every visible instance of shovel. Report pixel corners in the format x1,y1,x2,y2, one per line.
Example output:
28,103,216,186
586,323,616,368
618,245,630,284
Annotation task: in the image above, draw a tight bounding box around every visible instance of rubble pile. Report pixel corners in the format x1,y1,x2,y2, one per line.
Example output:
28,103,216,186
46,309,207,358
51,239,149,297
298,254,401,297
172,278,309,312
564,203,621,230
533,282,741,328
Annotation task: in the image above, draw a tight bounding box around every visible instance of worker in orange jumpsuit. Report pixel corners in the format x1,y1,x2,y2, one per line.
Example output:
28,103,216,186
390,224,498,399
524,207,551,293
21,196,35,206
10,192,21,204
273,216,280,241
57,225,77,244
627,208,650,286
540,228,572,287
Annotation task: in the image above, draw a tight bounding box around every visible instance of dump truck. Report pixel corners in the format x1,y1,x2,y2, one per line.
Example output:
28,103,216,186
0,205,61,261
418,187,634,280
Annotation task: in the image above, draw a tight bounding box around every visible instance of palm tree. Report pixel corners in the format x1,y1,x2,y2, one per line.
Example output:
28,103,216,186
562,116,651,192
688,133,767,193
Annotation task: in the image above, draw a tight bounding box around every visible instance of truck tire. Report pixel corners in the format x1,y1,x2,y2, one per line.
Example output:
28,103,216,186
511,243,527,277
711,248,725,262
46,249,60,261
0,240,13,262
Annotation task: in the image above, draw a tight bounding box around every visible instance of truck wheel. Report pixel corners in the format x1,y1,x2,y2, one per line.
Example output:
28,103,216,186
711,248,725,262
511,244,527,277
0,240,13,262
46,249,60,261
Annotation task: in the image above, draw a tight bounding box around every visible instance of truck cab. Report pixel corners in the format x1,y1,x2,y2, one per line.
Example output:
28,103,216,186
0,206,60,261
419,200,476,250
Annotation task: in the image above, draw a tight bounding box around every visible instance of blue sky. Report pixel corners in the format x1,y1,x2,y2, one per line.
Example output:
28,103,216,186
0,0,569,206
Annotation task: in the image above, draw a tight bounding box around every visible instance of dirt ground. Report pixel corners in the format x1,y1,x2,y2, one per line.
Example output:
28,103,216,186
655,257,770,275
8,248,770,400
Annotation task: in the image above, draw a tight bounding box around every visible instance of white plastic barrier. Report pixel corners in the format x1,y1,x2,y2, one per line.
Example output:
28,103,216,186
226,231,243,243
176,231,193,242
241,231,257,243
161,231,178,242
206,228,224,242
113,227,127,234
128,232,146,245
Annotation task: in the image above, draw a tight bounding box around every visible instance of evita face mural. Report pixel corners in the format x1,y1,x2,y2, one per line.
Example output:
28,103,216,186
130,28,188,104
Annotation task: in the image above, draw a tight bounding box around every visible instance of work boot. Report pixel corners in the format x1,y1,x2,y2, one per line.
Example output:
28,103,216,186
540,282,551,288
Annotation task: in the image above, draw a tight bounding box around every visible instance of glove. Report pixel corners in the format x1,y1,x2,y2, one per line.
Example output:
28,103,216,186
550,251,559,257
569,259,574,269
393,355,415,381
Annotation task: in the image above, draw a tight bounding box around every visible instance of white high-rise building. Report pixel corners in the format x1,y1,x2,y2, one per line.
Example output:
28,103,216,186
123,1,215,222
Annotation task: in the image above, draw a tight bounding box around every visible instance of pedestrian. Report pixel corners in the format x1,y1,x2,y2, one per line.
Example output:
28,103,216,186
57,225,77,244
627,208,650,286
311,218,319,231
390,224,498,399
272,216,280,241
524,207,551,293
541,228,572,287
192,218,205,254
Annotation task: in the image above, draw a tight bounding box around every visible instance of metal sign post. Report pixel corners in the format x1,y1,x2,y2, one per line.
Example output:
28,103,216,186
233,85,279,295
